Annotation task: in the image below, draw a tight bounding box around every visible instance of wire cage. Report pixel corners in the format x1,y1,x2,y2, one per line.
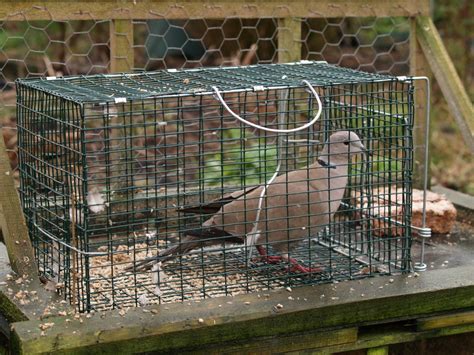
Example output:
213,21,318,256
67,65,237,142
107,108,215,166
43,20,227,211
16,61,414,312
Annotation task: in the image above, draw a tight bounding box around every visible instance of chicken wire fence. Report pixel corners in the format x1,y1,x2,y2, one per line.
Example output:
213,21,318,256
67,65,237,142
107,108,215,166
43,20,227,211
17,61,415,311
1,9,412,179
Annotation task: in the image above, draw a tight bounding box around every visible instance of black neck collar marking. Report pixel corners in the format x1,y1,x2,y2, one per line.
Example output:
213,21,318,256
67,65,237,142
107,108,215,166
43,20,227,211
317,158,337,169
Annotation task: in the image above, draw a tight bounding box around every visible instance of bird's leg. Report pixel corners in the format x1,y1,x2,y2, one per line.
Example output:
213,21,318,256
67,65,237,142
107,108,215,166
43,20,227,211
253,245,279,263
256,245,267,256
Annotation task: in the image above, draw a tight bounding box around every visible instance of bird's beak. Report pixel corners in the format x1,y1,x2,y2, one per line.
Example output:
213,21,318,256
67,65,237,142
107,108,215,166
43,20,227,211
360,145,373,156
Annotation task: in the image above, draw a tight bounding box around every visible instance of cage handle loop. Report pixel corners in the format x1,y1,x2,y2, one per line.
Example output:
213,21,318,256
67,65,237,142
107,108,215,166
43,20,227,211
211,80,322,133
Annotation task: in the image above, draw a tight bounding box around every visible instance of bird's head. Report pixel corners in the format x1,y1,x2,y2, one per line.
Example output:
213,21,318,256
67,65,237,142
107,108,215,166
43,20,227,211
318,131,369,166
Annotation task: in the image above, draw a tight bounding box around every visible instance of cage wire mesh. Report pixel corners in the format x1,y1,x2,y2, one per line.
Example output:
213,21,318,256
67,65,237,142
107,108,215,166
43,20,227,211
17,61,414,311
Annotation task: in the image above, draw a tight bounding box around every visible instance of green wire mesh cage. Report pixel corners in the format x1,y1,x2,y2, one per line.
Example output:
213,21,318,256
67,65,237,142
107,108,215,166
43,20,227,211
16,61,414,312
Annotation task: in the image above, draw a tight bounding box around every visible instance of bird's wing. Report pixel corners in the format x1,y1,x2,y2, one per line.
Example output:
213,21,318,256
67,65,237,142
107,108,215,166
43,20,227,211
177,185,261,214
253,164,348,253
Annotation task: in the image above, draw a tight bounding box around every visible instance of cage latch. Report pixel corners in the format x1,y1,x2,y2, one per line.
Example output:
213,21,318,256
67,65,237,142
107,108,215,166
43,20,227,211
413,226,432,272
417,226,431,239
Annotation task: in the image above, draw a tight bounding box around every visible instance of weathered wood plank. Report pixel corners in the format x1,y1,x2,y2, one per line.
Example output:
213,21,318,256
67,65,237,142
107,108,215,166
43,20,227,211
193,327,358,354
310,323,474,355
110,19,134,73
0,1,430,21
416,16,474,153
410,18,431,189
0,131,37,278
277,17,301,172
278,17,301,64
11,265,474,354
0,279,69,324
417,310,474,331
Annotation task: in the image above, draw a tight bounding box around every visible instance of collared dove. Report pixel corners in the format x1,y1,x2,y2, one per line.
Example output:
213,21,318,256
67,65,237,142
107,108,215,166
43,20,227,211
131,131,368,274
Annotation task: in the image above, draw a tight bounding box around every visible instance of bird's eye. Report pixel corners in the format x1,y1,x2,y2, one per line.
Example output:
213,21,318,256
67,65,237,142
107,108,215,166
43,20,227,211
343,141,349,146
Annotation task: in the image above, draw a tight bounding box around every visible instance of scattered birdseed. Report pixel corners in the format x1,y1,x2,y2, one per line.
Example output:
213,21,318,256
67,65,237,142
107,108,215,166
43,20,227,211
39,322,54,331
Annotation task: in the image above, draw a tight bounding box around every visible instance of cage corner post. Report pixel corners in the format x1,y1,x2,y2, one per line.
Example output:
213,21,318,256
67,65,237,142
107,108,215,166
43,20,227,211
410,17,432,190
0,132,38,279
110,18,134,73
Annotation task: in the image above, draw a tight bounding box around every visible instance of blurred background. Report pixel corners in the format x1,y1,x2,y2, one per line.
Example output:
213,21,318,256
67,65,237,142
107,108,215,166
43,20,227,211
0,0,472,193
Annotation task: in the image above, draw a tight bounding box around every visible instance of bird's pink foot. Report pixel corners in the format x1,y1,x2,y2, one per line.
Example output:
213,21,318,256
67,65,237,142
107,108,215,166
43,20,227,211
255,246,287,264
288,263,323,274
255,245,323,274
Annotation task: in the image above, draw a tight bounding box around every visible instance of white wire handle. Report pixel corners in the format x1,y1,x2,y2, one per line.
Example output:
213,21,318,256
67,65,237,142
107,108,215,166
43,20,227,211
211,79,323,133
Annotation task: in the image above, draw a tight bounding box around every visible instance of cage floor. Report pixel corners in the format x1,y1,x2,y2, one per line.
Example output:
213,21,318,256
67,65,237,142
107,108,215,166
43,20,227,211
87,237,390,311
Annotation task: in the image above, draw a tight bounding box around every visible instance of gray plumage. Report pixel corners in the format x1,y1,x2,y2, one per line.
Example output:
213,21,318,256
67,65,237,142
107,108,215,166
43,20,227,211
131,131,367,272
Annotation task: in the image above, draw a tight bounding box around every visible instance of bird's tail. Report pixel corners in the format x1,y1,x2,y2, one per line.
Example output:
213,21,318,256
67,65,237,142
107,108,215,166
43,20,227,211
127,227,242,272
